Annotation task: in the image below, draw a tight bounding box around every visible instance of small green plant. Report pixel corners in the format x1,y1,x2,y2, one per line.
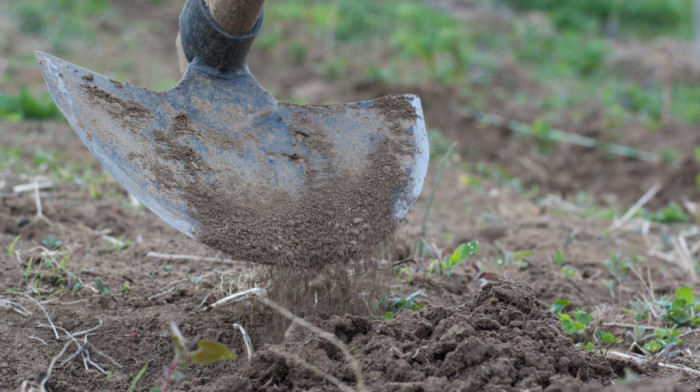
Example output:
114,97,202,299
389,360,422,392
40,234,63,250
0,86,60,122
625,300,651,322
396,265,414,284
111,236,132,252
96,278,111,297
551,301,593,344
24,256,35,282
658,287,700,326
560,265,576,277
595,329,622,356
427,241,480,276
129,365,148,392
643,325,682,354
7,235,21,257
496,248,531,269
604,253,635,296
23,252,83,299
560,308,593,338
160,322,237,391
548,299,570,314
382,290,427,320
418,142,456,257
646,202,691,224
553,249,565,266
552,250,576,277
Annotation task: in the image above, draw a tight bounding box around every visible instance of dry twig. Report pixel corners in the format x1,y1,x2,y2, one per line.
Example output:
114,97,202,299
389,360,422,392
610,184,661,231
233,323,254,360
608,350,700,376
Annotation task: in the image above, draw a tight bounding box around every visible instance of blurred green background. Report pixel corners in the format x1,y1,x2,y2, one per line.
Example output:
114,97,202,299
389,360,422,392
2,0,699,129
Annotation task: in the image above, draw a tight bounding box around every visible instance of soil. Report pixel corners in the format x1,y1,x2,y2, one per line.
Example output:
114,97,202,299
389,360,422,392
4,0,700,391
222,281,619,391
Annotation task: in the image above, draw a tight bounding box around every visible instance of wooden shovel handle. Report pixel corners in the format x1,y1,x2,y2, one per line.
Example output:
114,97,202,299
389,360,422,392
206,0,265,35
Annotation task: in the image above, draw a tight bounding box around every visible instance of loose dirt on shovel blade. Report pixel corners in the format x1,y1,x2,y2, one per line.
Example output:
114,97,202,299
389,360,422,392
82,81,417,267
189,96,417,268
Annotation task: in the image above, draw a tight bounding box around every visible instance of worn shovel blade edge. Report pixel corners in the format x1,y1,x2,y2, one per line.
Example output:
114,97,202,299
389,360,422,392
393,94,429,223
35,50,197,237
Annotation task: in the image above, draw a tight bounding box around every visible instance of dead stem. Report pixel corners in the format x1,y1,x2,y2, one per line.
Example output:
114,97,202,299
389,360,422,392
24,295,59,340
233,323,254,360
610,184,661,231
608,351,700,376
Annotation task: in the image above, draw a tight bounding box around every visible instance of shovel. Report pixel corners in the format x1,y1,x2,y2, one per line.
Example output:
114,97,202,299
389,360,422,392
35,0,429,266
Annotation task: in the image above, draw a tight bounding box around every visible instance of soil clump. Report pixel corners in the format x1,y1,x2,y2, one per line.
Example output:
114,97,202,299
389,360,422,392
210,281,619,391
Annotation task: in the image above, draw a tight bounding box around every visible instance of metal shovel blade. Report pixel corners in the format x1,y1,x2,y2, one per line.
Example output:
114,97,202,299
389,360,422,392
36,51,429,265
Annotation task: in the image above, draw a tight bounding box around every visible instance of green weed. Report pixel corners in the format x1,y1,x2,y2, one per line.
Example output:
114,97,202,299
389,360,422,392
128,365,148,392
158,323,237,391
382,290,427,320
418,142,455,257
6,235,21,257
24,252,84,299
658,287,700,326
40,234,63,250
642,325,682,354
495,0,692,38
644,202,691,224
560,308,593,339
427,241,480,277
96,278,111,297
9,0,110,52
0,86,59,122
604,252,633,285
595,329,622,356
111,236,132,252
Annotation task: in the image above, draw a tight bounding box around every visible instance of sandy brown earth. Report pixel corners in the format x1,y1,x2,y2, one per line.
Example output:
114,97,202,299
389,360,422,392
4,1,700,391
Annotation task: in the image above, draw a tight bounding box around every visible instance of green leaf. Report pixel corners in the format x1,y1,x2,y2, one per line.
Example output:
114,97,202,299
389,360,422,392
675,287,694,304
553,250,565,266
643,340,664,353
128,365,148,392
561,265,575,277
574,309,593,325
383,312,395,320
448,241,479,264
512,250,533,261
190,340,237,364
601,333,621,344
549,299,570,315
581,342,595,351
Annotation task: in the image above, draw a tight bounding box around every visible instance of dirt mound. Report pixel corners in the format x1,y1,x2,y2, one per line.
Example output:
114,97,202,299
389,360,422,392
212,281,615,391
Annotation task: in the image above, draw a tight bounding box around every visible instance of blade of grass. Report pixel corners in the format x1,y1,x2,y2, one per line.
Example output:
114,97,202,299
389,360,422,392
419,142,455,257
129,365,148,392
